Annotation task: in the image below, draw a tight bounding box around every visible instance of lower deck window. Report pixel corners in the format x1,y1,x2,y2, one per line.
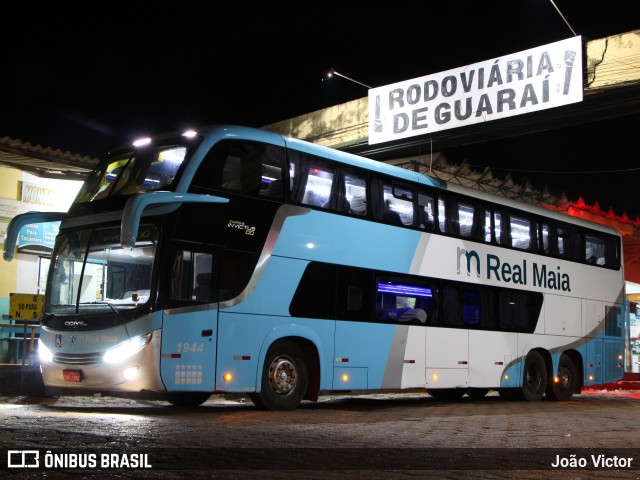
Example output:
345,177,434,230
290,262,543,333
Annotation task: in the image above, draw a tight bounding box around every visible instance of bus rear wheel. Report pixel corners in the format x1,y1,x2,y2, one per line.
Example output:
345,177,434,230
546,354,578,401
252,340,308,411
521,351,547,401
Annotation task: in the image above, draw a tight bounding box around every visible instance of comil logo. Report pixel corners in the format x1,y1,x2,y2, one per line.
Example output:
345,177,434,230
7,450,39,468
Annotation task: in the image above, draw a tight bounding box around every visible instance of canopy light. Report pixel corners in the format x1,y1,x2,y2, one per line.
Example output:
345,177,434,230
133,137,152,147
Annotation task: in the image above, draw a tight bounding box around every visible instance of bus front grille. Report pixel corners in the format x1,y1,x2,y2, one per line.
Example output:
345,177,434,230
53,352,103,365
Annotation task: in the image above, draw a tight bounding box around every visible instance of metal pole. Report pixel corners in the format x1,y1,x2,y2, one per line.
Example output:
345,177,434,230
330,70,372,89
549,0,577,36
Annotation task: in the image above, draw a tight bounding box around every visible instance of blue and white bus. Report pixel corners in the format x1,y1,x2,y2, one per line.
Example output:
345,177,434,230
3,125,625,410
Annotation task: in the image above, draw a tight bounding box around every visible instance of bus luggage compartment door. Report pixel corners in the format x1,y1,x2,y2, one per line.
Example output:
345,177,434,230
159,307,217,391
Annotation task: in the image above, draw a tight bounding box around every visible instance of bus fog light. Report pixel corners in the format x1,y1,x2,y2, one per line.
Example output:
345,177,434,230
123,366,139,380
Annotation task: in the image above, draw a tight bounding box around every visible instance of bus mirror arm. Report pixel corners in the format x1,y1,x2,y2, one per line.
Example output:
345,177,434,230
3,211,67,262
121,192,229,248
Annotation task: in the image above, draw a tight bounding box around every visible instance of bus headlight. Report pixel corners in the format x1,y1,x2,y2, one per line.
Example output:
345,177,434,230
103,334,152,364
39,340,53,363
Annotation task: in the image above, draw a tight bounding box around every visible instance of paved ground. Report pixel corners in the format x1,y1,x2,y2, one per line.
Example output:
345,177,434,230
1,389,639,479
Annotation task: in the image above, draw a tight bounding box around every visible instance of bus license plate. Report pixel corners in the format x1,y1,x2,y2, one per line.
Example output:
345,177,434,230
63,370,82,383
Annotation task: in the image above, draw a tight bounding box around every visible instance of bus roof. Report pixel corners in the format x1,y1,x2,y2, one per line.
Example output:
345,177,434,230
133,125,621,238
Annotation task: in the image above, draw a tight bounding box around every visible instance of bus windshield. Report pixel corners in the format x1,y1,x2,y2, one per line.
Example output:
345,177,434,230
45,226,157,315
75,143,190,203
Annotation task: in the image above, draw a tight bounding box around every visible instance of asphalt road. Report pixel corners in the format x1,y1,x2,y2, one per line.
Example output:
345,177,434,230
1,389,639,479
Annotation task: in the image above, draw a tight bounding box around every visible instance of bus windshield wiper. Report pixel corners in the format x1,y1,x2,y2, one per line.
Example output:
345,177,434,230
79,301,130,338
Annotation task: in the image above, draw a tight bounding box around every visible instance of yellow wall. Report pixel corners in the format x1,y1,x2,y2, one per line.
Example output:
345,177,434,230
0,166,21,299
0,166,21,198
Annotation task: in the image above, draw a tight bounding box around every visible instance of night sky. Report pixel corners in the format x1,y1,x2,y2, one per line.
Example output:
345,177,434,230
0,2,637,216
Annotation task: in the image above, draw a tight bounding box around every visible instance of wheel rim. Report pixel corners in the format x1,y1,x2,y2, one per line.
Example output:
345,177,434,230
526,364,542,390
556,366,571,391
268,355,298,396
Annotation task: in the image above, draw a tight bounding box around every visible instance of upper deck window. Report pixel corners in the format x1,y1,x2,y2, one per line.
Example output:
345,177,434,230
190,140,285,198
75,145,188,203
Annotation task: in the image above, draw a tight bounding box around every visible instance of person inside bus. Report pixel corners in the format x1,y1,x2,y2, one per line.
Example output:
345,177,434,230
193,273,212,302
264,179,283,198
383,199,403,225
349,195,367,215
398,308,427,323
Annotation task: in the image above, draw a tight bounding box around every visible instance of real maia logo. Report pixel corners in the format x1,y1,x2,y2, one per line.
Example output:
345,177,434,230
457,247,571,292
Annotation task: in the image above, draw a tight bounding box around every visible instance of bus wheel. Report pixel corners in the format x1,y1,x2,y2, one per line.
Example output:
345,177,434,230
254,340,308,411
467,388,490,399
521,351,547,401
165,392,211,407
426,388,466,400
546,354,578,401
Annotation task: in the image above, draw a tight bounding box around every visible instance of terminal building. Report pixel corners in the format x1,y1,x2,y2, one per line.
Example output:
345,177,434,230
0,29,639,371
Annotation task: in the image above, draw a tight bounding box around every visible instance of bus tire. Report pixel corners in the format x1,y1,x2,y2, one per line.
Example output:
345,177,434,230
426,388,466,400
254,340,308,411
165,392,211,407
546,354,578,401
521,351,547,401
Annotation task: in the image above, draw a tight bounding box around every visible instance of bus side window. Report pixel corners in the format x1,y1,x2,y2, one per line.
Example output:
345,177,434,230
288,150,334,208
259,145,285,199
484,210,492,242
289,263,336,319
442,283,462,326
170,250,213,304
438,194,460,236
498,290,537,331
604,234,620,268
510,215,535,250
345,171,367,216
392,184,415,226
373,182,410,226
458,203,474,238
337,267,373,321
417,193,435,231
376,182,402,225
191,140,284,198
462,288,481,326
585,233,617,267
455,200,487,242
494,210,511,246
324,169,360,213
376,277,435,324
556,224,580,260
190,143,227,191
437,197,447,233
541,223,551,253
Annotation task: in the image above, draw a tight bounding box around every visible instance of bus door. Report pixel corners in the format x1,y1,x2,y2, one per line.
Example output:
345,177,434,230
160,250,219,392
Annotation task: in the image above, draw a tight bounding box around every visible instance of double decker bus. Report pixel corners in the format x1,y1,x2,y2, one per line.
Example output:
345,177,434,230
3,125,625,410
